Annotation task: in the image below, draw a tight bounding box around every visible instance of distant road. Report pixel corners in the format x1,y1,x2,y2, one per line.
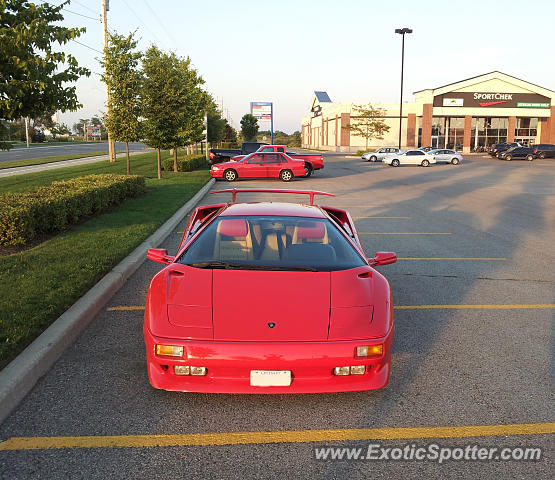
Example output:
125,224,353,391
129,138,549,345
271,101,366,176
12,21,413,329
0,142,146,162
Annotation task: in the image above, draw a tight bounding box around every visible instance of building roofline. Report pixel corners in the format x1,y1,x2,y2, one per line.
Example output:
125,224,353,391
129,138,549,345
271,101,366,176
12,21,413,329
413,71,555,95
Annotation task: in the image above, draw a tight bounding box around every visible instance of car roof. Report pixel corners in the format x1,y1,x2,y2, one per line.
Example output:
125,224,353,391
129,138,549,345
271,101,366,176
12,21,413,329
219,201,328,218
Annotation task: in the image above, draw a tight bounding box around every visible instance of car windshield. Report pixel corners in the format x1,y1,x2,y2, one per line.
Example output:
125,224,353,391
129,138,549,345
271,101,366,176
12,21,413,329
177,215,367,271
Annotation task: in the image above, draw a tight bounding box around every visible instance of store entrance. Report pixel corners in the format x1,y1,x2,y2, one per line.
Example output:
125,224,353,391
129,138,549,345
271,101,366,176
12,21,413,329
431,136,439,148
515,136,536,146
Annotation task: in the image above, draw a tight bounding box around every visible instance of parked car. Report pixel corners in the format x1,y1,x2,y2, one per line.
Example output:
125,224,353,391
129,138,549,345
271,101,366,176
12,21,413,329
428,149,463,165
417,146,436,152
232,145,324,177
488,142,522,157
361,147,400,162
209,142,269,164
210,151,306,181
497,146,536,161
383,150,436,167
144,188,397,393
532,144,555,159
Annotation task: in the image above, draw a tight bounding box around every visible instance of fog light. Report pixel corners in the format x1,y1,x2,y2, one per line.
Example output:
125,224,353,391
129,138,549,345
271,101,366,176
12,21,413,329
350,365,366,375
333,366,351,376
174,365,190,375
356,345,383,357
190,366,207,376
156,345,183,357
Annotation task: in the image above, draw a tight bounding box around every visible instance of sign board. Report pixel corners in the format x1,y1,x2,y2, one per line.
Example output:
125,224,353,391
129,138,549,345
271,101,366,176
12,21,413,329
434,92,551,109
251,102,272,120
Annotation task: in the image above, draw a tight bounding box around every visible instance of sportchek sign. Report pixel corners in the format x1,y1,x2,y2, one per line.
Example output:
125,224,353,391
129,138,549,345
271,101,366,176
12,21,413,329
434,92,551,108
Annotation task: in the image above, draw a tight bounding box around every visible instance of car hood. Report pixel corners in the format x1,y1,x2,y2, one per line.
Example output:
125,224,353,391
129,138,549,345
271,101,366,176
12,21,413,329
162,265,379,342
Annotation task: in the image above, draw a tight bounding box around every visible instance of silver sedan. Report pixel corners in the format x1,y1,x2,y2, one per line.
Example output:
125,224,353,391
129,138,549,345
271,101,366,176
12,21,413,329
361,147,400,162
428,149,463,165
383,150,436,167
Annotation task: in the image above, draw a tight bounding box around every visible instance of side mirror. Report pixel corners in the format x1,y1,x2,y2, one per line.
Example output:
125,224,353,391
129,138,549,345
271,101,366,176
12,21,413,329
369,251,397,266
147,248,175,264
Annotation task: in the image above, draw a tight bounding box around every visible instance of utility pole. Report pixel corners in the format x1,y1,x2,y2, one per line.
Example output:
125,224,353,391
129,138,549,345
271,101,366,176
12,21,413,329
204,112,209,162
101,0,116,162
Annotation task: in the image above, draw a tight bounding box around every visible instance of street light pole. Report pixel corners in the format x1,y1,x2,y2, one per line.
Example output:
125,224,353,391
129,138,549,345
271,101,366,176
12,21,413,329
395,27,412,150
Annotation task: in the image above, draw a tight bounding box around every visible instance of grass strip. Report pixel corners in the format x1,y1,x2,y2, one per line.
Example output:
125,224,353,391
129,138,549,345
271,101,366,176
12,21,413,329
0,151,210,369
0,152,108,170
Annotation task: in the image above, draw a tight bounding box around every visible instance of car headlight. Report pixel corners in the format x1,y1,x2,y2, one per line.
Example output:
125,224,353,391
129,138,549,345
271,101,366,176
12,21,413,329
212,166,220,171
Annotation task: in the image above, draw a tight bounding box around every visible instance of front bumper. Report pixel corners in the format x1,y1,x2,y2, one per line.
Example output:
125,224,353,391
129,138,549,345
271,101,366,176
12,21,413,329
144,327,393,394
210,168,224,178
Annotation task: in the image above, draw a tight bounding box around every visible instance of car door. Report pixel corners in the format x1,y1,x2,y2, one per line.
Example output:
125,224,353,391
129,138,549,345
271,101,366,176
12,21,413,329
403,150,422,165
436,150,449,163
264,153,282,178
374,148,387,161
241,153,265,177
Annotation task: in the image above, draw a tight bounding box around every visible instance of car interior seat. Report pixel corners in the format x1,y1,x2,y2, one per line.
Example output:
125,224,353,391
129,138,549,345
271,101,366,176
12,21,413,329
213,219,253,261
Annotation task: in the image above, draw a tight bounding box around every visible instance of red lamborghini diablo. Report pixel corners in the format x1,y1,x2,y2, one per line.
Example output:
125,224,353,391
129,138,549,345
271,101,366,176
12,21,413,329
144,189,397,393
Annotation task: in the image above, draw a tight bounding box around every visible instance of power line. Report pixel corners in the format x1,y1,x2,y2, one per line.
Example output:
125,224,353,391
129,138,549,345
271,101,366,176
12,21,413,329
71,0,99,16
142,0,178,47
64,8,100,21
71,38,103,54
119,0,167,48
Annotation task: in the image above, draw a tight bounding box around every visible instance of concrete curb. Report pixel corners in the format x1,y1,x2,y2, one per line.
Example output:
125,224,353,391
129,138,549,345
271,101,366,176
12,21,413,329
0,177,216,424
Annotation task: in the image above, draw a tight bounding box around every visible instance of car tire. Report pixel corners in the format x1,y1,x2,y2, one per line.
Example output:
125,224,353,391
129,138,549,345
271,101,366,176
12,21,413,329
526,154,534,161
505,155,512,161
223,169,237,181
280,169,293,182
391,159,400,167
451,158,460,165
539,153,546,159
421,159,430,167
369,155,377,162
304,163,313,177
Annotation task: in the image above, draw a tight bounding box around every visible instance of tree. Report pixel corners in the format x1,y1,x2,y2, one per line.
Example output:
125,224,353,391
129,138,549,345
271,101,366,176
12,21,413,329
0,0,90,150
240,114,258,141
206,108,226,146
51,122,70,137
101,31,142,175
342,104,390,150
141,47,186,177
223,120,238,145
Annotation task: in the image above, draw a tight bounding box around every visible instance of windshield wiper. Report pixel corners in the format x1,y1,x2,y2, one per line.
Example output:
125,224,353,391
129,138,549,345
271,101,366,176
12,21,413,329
187,261,317,272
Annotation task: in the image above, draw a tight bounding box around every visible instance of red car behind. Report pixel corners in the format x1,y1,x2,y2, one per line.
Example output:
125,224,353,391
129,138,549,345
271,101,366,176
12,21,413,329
145,189,396,394
210,152,306,182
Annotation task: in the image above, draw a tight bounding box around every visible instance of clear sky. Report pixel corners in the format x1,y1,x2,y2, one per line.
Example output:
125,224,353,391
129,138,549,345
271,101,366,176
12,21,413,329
51,0,555,134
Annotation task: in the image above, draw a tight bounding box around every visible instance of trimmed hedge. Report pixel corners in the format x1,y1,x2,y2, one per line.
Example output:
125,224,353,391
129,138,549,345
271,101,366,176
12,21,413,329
162,154,207,172
0,174,146,246
356,149,376,156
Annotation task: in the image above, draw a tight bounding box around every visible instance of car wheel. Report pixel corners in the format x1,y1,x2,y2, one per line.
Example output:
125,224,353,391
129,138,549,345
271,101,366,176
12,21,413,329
304,163,313,177
526,154,534,161
539,153,546,159
391,159,400,167
369,155,377,162
505,155,512,161
451,157,460,165
223,169,237,181
421,159,430,167
279,169,293,182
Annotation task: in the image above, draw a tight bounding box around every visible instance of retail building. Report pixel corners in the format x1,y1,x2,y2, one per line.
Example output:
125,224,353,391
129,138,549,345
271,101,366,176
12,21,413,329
301,72,555,153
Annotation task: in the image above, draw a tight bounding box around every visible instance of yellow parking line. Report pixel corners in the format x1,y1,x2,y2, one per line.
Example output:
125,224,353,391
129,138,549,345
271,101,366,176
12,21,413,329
109,303,555,312
360,232,452,235
1,422,552,451
397,257,507,261
395,304,555,310
353,216,411,219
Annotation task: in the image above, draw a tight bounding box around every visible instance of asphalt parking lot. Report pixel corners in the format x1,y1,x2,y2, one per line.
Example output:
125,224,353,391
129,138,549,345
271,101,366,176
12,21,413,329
0,152,553,479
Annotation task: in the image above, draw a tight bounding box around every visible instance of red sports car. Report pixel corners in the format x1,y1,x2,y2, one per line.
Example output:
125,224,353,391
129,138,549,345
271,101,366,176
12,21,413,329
144,189,397,393
210,151,306,182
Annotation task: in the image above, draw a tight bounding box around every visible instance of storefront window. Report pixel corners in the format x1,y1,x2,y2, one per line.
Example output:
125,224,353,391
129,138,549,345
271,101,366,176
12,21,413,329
470,117,508,151
516,117,538,138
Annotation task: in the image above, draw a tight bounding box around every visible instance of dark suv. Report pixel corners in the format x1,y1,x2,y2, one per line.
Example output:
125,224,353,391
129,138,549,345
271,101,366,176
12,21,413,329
497,146,535,161
488,142,522,157
532,144,555,159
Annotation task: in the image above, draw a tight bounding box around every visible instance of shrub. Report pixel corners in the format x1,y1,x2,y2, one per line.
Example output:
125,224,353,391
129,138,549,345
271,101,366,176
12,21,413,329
161,154,207,172
0,174,146,246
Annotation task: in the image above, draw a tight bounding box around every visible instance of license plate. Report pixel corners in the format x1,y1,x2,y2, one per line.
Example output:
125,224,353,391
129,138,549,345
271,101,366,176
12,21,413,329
250,370,291,387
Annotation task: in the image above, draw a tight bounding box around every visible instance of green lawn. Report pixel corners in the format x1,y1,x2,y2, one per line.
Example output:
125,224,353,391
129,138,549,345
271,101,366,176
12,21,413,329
0,152,108,170
0,151,210,369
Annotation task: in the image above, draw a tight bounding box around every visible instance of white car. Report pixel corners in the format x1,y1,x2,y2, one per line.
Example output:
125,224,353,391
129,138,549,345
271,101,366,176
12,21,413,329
428,149,463,165
362,147,400,162
383,150,436,167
